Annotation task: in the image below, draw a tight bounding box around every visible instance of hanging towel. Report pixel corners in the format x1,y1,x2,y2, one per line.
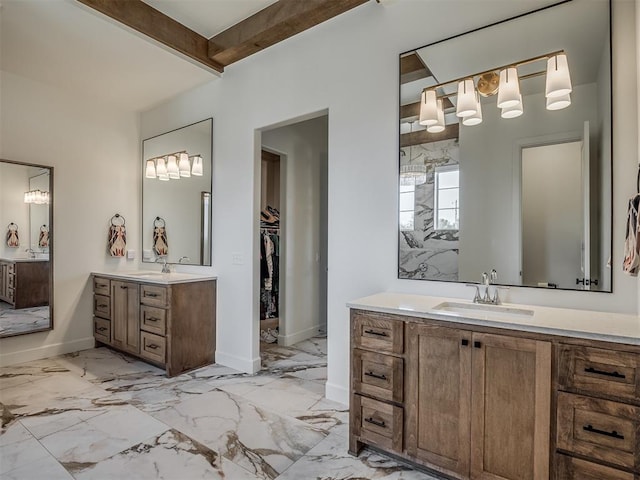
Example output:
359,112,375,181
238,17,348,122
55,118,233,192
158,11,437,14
622,194,640,276
153,217,168,256
6,223,19,248
108,214,127,257
38,225,49,249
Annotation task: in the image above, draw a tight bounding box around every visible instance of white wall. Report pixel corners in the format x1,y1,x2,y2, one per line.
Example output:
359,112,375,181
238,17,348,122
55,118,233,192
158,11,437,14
0,71,140,365
0,163,30,259
262,115,328,345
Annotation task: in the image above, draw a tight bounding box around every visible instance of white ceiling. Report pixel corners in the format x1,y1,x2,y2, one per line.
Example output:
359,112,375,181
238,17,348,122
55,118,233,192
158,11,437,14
0,0,276,112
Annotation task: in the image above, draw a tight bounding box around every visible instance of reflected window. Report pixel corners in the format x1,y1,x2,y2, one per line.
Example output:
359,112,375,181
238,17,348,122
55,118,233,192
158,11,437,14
399,184,415,231
434,166,459,231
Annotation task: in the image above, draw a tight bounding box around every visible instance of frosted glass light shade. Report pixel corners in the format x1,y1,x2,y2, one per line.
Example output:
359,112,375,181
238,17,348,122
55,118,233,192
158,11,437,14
497,67,521,109
178,152,191,177
545,54,572,98
419,89,439,126
145,159,157,179
546,92,571,110
463,93,483,126
191,156,203,176
427,99,446,133
400,165,427,186
167,155,180,179
456,79,477,118
156,157,168,180
501,94,523,118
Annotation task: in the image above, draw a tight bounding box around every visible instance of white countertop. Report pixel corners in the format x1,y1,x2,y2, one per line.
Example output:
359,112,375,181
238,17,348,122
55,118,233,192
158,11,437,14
347,292,640,346
92,271,217,285
1,257,49,263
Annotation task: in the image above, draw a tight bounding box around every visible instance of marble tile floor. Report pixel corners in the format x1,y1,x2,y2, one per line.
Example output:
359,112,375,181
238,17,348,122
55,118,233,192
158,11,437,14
0,302,50,337
1,336,440,479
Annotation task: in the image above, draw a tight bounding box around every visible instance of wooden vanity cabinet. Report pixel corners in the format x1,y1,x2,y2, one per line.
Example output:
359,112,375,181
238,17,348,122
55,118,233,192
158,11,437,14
93,275,216,376
0,259,49,309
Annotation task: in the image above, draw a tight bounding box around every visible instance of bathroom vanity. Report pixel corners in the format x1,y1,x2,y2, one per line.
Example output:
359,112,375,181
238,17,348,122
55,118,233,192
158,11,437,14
0,258,50,309
92,271,216,376
348,293,640,480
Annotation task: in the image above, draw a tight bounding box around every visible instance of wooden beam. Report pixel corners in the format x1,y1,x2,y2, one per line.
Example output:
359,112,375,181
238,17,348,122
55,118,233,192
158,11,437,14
400,124,459,147
400,53,431,84
208,0,369,67
76,0,224,73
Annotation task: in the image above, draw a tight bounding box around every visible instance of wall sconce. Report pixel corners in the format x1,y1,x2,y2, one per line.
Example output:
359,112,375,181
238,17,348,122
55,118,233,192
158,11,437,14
418,50,572,131
145,151,203,180
24,190,50,204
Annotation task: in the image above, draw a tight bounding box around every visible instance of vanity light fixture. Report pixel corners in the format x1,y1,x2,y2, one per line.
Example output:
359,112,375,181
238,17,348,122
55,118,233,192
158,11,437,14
191,155,204,176
167,155,180,179
145,160,157,179
23,189,50,204
156,157,169,181
400,121,427,186
418,50,572,132
178,152,191,177
145,152,204,180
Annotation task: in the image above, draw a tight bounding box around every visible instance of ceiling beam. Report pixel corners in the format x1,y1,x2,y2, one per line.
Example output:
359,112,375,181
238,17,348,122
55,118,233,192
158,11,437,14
76,0,224,73
400,124,459,148
208,0,369,67
400,53,431,85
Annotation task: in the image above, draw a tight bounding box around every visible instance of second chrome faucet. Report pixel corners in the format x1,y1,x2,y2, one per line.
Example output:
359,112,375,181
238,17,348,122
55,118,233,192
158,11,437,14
473,269,501,305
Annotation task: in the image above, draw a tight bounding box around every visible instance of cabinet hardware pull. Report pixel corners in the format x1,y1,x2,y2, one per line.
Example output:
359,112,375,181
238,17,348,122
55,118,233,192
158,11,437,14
120,285,127,289
98,304,107,308
584,367,626,379
146,293,159,298
147,317,159,322
461,339,469,346
147,344,159,350
583,425,624,440
364,417,386,428
97,327,107,332
364,329,387,337
364,371,387,380
474,341,482,349
97,284,107,288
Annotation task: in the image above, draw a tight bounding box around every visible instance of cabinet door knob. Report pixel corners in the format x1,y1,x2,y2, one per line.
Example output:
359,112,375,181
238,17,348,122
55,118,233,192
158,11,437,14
461,339,469,346
474,341,482,349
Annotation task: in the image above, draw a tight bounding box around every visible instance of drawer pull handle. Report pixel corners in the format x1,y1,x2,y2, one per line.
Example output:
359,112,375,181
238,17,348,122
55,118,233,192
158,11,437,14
96,327,107,332
120,285,127,289
364,329,387,337
583,425,624,440
364,417,386,428
147,317,159,322
146,293,159,298
584,367,626,379
147,344,160,350
96,284,107,288
98,304,107,308
364,371,387,380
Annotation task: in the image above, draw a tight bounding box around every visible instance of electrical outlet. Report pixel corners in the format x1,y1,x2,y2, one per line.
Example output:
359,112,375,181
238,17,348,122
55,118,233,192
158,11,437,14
126,250,136,260
232,253,244,265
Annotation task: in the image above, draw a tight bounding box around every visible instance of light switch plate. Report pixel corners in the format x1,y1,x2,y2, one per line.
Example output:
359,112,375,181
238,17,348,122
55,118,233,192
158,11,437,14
126,250,136,260
232,252,244,265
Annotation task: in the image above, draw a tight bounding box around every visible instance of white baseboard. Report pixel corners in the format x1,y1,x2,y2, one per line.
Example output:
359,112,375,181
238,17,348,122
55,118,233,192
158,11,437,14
279,324,320,347
325,381,349,406
0,337,96,367
215,350,261,374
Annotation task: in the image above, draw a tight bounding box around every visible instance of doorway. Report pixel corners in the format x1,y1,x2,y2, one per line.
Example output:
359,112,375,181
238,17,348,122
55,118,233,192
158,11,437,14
257,114,329,352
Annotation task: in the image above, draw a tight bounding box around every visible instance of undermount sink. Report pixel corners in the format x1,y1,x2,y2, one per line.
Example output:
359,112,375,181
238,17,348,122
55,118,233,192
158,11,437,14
433,301,534,320
123,271,166,278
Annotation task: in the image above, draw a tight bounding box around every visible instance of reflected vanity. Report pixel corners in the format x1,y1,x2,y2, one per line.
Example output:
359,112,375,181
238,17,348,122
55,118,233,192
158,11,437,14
0,159,53,337
142,118,213,267
398,0,612,292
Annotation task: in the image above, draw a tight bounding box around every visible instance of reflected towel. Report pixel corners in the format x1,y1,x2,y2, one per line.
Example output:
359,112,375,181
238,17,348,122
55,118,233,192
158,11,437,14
153,226,168,256
622,194,640,276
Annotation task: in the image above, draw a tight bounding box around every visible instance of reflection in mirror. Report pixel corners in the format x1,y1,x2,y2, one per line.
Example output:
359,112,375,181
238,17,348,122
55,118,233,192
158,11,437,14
0,159,53,337
142,118,213,266
398,0,612,292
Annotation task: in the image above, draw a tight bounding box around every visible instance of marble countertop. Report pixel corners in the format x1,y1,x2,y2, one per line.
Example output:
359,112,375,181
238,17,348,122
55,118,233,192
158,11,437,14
92,271,217,285
1,257,49,263
347,292,640,346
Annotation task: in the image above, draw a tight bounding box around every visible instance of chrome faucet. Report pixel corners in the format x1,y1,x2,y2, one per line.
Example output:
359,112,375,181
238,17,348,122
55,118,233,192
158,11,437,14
472,269,501,305
156,256,171,273
178,256,191,264
25,248,35,259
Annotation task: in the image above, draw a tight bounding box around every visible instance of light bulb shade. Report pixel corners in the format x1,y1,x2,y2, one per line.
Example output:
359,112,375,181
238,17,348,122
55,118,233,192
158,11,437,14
497,67,521,109
156,157,168,176
145,159,157,178
419,89,439,126
191,156,203,176
501,94,523,118
178,152,191,177
427,99,446,133
462,93,483,126
400,165,427,186
167,155,180,179
545,54,572,98
546,92,571,111
456,79,477,118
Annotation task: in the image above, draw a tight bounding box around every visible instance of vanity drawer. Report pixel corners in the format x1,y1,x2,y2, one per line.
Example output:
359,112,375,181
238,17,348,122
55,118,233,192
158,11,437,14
93,277,111,296
353,349,403,403
352,311,404,355
558,344,640,404
140,305,166,336
140,331,166,365
557,392,640,472
556,454,636,480
93,294,111,319
353,394,403,452
7,274,14,288
94,317,111,344
140,284,167,307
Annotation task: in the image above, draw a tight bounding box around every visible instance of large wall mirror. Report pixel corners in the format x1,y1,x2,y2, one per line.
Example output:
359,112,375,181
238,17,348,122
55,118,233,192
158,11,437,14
398,0,612,292
0,159,53,337
142,118,213,266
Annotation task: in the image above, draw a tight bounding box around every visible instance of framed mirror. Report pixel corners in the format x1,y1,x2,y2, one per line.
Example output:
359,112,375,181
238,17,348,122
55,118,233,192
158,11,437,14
0,159,53,337
398,0,612,292
142,118,213,266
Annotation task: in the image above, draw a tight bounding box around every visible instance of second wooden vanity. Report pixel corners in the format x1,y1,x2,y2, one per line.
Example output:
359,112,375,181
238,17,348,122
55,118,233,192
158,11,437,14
92,272,216,376
348,294,640,480
0,258,50,309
